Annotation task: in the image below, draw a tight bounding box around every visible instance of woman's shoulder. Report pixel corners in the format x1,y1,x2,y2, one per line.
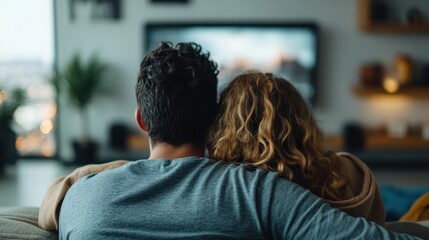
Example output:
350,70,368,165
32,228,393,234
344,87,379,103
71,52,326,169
332,152,370,197
336,152,370,170
328,152,386,224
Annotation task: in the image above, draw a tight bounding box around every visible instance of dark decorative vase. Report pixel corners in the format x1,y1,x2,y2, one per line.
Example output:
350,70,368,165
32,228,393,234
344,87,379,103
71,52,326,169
0,123,18,174
72,140,98,164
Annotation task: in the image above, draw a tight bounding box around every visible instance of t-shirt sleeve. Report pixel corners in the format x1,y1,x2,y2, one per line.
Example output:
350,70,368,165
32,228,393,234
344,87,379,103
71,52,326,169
263,176,421,240
38,160,129,231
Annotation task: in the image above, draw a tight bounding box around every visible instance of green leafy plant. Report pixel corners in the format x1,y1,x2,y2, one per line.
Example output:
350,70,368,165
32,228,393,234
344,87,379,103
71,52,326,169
0,87,26,125
57,54,110,143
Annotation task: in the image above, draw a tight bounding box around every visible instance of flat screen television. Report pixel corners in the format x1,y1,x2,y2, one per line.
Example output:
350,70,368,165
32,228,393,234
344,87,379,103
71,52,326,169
145,22,319,105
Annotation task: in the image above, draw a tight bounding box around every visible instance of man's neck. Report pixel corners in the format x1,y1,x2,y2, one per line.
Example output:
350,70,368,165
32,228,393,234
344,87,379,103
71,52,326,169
149,142,205,160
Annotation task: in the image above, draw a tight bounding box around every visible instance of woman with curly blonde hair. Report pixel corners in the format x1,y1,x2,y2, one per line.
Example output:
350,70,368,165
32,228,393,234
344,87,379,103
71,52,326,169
208,71,386,225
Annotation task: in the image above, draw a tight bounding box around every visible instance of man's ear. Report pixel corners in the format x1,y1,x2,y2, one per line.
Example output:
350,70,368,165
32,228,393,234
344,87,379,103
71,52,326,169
135,108,148,132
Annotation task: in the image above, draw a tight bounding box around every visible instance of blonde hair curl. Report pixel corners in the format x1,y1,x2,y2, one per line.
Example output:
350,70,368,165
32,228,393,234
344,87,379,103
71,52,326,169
208,71,347,201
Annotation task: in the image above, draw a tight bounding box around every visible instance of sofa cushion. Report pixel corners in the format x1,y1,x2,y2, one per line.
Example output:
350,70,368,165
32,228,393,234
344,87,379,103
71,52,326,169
0,207,58,240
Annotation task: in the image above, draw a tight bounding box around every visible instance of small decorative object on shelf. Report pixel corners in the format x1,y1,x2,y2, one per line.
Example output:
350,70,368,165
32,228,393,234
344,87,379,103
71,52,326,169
359,0,429,33
379,53,414,93
420,64,429,86
359,63,384,86
422,122,429,140
406,7,425,25
386,119,408,138
342,122,366,150
393,53,414,86
382,75,400,94
370,1,389,22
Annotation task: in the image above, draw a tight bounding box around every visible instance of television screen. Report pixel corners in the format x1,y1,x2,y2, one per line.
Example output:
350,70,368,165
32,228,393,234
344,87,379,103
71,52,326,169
145,23,319,104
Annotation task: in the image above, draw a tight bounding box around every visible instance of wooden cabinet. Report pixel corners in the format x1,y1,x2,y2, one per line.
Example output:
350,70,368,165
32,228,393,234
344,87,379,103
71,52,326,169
359,0,429,33
324,133,429,151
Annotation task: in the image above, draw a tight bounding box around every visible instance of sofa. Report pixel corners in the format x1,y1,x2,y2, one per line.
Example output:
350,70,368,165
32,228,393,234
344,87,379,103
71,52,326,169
1,207,428,240
0,207,57,240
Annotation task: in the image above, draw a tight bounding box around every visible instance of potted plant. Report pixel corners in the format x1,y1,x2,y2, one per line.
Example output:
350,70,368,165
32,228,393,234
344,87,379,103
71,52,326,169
0,87,26,173
55,54,110,164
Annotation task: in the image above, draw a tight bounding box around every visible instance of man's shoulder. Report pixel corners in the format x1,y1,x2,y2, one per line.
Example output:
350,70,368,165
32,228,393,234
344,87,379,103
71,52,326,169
72,157,299,193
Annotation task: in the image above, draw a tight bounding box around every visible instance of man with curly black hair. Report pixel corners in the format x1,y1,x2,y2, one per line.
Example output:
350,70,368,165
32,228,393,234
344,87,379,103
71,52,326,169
51,42,418,239
135,42,218,148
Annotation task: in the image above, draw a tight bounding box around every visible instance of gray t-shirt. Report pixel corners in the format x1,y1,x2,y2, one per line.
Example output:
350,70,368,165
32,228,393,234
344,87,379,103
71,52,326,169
59,157,419,240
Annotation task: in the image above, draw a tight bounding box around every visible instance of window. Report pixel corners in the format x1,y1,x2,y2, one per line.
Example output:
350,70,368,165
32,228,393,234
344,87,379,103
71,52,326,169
0,0,56,157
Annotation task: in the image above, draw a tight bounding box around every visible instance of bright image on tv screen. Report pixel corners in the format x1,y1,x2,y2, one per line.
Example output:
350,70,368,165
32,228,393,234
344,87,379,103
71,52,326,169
146,24,318,104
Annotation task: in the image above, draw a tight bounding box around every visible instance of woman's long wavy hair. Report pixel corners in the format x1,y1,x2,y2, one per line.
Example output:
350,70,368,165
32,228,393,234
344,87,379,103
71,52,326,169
208,71,347,201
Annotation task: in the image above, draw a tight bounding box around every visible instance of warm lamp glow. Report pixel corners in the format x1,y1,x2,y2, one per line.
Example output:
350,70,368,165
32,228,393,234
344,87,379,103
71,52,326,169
383,77,400,94
40,120,54,134
15,137,24,151
45,102,57,119
27,85,54,99
0,90,7,105
27,85,37,97
41,145,54,157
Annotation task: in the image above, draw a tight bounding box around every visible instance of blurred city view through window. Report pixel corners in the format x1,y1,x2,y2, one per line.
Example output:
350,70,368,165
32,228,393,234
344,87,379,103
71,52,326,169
0,0,56,157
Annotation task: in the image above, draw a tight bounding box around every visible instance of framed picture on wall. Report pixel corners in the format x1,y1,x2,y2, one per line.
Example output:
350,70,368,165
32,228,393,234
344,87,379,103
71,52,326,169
69,0,122,21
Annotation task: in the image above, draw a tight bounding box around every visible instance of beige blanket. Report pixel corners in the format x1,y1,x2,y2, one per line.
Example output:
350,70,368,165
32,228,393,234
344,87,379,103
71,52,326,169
38,160,129,230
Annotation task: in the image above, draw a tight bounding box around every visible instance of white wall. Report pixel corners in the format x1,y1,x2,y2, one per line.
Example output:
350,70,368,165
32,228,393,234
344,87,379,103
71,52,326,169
55,0,429,160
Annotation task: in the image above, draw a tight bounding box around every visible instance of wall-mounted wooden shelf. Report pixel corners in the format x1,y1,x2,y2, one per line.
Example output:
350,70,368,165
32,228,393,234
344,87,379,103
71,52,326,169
352,85,429,98
359,0,429,33
361,23,429,33
324,134,429,168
